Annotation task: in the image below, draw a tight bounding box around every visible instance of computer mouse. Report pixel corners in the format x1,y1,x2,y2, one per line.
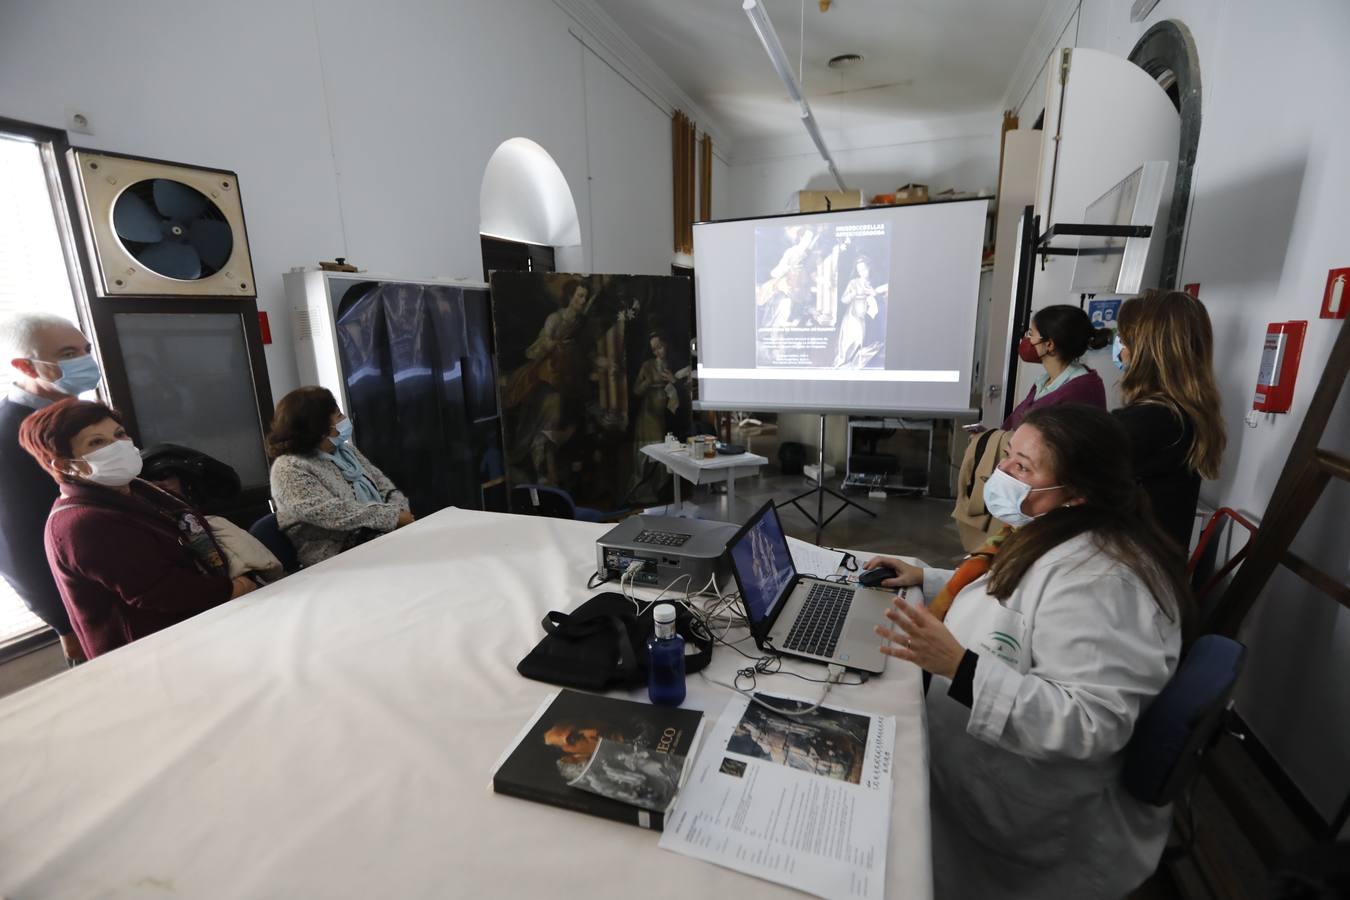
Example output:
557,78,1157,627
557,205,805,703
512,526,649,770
857,565,897,588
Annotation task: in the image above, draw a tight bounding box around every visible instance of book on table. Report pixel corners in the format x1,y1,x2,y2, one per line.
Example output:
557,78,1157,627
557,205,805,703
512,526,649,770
492,689,704,830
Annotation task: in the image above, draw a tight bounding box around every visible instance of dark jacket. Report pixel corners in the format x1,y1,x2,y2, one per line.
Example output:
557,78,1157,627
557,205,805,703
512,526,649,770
45,480,233,658
1114,403,1201,553
1002,367,1107,431
0,395,70,634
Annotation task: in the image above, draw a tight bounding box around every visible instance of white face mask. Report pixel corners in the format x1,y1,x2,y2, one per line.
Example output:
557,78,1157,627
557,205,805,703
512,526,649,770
77,439,143,487
982,466,1063,527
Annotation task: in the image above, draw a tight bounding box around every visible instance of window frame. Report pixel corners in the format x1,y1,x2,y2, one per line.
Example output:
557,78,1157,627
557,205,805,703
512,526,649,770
0,117,96,659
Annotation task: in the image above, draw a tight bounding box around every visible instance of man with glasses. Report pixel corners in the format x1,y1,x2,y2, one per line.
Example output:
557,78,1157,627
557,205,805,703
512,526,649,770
0,313,102,664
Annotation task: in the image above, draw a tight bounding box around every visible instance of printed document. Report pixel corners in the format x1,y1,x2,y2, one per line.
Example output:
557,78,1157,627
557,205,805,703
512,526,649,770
785,536,847,578
659,693,895,900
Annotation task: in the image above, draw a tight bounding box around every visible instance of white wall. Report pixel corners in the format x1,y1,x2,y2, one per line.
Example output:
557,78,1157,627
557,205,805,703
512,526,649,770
0,0,710,401
1009,0,1350,827
725,113,1001,220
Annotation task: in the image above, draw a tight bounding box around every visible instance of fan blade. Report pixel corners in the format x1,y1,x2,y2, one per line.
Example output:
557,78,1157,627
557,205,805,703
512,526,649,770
188,218,234,270
112,191,163,243
137,241,202,280
152,179,208,220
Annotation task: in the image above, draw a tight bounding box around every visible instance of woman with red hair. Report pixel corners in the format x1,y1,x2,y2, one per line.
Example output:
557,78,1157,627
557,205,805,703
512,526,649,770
19,399,257,659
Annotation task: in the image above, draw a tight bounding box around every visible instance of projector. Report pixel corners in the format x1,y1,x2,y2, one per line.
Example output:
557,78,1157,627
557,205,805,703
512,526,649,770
596,515,739,592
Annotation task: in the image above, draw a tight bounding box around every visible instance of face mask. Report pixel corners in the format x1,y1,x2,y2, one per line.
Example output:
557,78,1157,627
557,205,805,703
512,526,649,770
1017,336,1045,364
77,439,143,487
331,417,353,447
1112,333,1128,372
34,354,102,396
983,466,1063,527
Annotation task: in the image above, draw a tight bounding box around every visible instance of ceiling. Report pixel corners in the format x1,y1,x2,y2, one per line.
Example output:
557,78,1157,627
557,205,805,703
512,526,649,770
592,0,1053,146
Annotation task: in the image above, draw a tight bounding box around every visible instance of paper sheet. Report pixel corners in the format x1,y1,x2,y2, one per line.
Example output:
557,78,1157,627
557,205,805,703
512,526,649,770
786,536,848,578
659,693,895,900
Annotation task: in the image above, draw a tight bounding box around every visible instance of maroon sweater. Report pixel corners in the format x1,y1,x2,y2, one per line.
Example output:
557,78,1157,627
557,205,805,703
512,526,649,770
1001,366,1107,431
44,481,233,659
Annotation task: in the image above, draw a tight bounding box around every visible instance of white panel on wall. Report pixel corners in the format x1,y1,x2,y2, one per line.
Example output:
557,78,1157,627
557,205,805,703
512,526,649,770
581,47,674,276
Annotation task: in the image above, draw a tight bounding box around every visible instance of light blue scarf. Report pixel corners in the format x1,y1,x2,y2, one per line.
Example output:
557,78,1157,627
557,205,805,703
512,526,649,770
322,443,382,504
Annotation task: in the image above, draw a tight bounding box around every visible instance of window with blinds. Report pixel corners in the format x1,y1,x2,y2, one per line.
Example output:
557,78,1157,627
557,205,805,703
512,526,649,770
0,131,83,646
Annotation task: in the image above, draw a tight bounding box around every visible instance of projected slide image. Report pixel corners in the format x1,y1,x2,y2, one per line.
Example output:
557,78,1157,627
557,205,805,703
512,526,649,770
753,222,890,369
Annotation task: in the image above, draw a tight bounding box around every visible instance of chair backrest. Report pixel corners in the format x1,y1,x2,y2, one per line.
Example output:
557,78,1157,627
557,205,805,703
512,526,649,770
249,513,300,573
1122,634,1246,806
1187,507,1258,606
511,485,577,520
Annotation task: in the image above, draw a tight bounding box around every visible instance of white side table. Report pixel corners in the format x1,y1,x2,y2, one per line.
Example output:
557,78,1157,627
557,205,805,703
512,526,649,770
639,443,769,515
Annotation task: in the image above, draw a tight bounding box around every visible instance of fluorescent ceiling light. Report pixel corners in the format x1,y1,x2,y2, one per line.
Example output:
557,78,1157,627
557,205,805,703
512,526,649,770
743,0,846,191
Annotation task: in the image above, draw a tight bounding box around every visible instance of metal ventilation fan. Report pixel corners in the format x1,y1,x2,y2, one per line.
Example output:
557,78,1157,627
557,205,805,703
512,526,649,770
70,150,256,298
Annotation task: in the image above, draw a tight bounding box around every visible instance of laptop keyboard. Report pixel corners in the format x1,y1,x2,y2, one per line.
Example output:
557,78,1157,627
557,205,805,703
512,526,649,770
783,582,853,658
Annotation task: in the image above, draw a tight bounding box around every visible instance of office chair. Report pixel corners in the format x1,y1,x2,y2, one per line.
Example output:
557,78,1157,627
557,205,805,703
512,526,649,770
249,513,301,573
1122,633,1247,807
511,484,610,523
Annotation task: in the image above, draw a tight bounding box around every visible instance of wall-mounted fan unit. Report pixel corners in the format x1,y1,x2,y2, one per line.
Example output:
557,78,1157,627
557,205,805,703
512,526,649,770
69,149,255,298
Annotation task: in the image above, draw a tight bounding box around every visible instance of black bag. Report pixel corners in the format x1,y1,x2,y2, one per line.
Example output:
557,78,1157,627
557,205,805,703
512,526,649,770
778,441,807,475
516,592,713,691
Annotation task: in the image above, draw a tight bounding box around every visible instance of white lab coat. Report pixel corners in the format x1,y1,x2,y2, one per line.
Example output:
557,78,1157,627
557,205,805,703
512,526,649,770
919,532,1181,899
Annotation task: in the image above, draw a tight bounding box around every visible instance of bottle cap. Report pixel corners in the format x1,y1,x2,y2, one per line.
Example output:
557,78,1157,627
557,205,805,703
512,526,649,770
654,603,677,625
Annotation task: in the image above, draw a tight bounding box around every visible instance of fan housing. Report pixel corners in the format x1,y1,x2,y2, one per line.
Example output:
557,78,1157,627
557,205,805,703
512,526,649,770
70,150,256,298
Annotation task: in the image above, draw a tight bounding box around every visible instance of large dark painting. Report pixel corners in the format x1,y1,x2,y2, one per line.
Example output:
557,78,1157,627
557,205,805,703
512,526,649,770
490,273,695,511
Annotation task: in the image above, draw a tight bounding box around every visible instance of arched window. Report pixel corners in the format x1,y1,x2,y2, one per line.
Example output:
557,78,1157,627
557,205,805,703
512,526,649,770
479,138,581,279
1129,21,1201,290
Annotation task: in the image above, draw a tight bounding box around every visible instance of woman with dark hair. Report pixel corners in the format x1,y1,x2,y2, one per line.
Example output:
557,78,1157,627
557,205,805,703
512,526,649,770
19,399,257,659
865,404,1187,899
953,305,1111,551
267,386,412,567
1001,304,1110,430
1113,290,1227,551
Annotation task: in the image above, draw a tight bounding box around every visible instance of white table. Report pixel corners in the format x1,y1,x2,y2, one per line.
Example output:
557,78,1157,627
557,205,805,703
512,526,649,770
640,442,770,515
0,508,931,899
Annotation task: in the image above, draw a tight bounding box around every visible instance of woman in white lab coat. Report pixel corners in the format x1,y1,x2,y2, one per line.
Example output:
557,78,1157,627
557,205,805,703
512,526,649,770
866,404,1189,899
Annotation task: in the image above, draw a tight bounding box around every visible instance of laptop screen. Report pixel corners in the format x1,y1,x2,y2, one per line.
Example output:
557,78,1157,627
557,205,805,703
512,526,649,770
728,503,797,626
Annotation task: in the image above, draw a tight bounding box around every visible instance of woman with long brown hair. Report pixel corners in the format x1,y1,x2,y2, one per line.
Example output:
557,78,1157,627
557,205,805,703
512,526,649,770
1113,289,1227,551
863,404,1187,899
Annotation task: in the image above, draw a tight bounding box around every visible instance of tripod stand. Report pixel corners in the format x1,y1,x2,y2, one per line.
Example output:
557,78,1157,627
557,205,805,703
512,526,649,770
776,414,875,544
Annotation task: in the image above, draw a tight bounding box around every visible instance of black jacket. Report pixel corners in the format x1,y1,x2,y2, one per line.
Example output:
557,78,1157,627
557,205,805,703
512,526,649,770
1114,402,1201,555
0,395,70,634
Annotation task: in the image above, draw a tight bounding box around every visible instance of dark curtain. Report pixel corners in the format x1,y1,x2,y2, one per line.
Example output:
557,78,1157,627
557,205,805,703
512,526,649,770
335,282,500,516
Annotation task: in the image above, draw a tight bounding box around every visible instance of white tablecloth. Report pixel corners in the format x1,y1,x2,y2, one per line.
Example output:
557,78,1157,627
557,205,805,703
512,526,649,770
0,508,931,899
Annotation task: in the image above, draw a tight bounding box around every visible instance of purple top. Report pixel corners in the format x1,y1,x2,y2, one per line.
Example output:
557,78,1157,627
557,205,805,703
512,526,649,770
1001,367,1107,431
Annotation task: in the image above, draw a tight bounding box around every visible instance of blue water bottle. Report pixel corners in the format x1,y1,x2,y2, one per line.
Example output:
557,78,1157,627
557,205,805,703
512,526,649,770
647,603,686,706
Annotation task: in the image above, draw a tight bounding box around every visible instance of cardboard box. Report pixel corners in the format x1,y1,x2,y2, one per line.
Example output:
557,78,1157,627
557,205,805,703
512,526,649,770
894,183,929,205
798,189,863,212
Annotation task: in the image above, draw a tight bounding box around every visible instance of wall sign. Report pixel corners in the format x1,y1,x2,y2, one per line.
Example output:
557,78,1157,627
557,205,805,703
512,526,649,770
1086,297,1122,328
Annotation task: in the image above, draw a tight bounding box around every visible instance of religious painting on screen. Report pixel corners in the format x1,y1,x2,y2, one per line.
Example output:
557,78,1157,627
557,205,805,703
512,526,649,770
491,273,694,510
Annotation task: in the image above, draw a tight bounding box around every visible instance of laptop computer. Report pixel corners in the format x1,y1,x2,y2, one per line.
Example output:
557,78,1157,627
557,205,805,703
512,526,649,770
724,501,893,674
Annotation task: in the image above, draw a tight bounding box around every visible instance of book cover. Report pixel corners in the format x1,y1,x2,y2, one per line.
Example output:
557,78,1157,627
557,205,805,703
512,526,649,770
493,689,704,830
